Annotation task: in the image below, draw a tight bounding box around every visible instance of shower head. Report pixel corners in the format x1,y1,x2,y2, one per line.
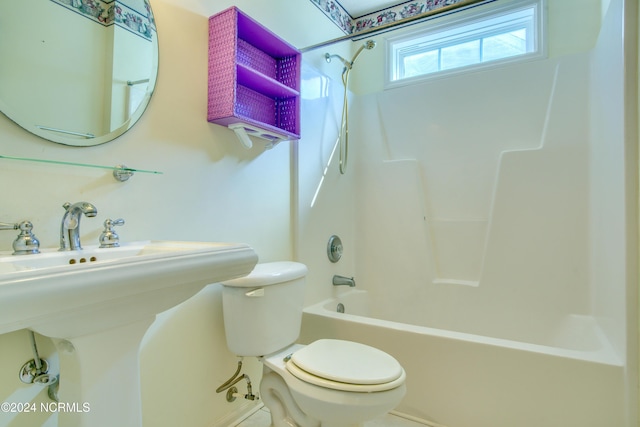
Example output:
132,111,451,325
349,40,376,67
364,40,376,50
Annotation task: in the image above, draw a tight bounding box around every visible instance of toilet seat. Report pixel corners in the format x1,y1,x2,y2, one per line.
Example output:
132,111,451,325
285,339,406,392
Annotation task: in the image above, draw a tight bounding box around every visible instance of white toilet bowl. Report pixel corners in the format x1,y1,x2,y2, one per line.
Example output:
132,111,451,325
260,342,406,427
220,262,406,427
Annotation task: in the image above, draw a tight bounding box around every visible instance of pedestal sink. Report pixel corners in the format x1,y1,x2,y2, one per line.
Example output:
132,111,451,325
0,240,258,427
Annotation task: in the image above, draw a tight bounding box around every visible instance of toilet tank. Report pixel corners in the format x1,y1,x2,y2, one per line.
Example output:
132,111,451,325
220,261,308,356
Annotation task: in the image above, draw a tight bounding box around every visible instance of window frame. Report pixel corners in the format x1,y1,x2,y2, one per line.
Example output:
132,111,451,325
385,0,546,89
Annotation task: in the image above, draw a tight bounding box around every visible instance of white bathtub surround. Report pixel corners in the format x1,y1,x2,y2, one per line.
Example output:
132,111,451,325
352,50,591,332
296,0,636,426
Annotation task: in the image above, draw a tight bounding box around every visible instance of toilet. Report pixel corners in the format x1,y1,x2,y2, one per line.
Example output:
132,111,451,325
220,261,406,427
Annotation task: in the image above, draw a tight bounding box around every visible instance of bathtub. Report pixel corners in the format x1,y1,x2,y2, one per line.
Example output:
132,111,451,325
298,290,625,427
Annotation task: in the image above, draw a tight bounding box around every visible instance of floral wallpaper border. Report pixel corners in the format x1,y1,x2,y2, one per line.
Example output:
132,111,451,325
310,0,473,35
50,0,155,41
308,0,353,34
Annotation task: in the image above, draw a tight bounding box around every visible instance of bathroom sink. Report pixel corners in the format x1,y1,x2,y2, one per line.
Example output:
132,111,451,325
0,240,258,337
0,239,257,427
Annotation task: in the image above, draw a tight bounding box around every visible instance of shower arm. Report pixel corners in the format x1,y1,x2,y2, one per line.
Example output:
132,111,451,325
325,40,376,71
325,53,351,70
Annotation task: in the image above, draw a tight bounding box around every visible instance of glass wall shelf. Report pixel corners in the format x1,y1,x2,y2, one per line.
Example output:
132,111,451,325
0,154,162,181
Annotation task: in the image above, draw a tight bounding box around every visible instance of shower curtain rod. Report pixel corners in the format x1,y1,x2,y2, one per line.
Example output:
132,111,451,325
300,0,494,52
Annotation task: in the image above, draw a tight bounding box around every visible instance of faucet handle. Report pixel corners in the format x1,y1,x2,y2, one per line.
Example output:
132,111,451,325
99,218,125,248
0,222,18,231
0,221,40,255
14,221,40,255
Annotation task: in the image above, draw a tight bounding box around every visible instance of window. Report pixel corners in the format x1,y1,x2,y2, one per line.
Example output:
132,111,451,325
386,0,545,87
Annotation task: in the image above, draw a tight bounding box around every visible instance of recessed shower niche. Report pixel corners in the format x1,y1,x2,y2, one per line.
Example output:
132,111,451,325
207,7,301,148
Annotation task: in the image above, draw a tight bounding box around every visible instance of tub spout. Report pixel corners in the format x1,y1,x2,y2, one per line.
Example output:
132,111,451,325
333,275,355,287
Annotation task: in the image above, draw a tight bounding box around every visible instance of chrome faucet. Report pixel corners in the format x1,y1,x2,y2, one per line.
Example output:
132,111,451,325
59,202,98,251
332,275,356,287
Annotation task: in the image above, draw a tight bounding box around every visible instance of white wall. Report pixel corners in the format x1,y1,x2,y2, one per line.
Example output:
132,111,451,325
0,1,342,426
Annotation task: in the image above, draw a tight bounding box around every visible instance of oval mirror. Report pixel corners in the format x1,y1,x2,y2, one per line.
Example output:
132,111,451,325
0,0,158,146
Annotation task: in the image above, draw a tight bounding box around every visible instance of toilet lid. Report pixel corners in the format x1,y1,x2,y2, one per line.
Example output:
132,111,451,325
286,339,405,392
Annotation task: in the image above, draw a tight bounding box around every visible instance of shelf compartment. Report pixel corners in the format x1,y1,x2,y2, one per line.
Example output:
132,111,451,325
235,84,299,137
236,64,298,99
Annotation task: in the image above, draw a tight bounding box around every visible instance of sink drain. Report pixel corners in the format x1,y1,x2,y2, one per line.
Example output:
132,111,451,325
337,303,345,313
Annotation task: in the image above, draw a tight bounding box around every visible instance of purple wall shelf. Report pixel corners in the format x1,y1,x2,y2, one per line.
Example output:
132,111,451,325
208,7,301,148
